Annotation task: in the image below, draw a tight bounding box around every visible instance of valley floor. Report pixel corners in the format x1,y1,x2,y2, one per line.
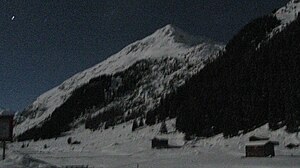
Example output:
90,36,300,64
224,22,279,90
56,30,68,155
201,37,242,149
1,120,300,168
11,146,300,168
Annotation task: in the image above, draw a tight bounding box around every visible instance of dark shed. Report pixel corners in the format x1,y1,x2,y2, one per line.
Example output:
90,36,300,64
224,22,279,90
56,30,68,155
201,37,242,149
152,137,168,149
245,141,275,157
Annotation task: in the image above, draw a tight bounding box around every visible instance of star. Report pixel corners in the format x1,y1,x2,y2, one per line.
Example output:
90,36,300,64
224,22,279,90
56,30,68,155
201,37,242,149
11,16,15,21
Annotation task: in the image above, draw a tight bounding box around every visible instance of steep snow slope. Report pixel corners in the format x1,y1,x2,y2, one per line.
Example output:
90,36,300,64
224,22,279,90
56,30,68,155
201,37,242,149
16,24,223,137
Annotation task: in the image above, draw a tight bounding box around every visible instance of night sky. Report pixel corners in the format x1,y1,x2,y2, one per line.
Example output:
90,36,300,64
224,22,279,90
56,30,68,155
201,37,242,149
0,0,288,111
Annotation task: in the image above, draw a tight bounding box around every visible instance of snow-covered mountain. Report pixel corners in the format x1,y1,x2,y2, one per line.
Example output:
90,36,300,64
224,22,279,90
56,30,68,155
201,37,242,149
16,24,223,140
3,1,300,167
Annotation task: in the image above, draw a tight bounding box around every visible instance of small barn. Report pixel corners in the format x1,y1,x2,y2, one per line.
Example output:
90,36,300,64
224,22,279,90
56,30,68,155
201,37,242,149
152,137,168,149
245,141,275,157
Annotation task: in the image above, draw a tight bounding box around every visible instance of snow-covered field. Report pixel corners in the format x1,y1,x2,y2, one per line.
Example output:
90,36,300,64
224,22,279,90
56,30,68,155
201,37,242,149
0,150,56,168
2,120,300,168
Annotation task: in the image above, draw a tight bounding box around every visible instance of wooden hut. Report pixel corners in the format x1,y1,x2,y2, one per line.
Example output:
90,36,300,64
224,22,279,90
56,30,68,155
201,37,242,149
152,137,168,149
245,141,275,157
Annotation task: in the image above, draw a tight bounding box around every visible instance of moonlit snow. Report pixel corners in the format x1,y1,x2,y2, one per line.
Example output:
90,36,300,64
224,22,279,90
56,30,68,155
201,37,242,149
3,1,300,167
2,120,300,168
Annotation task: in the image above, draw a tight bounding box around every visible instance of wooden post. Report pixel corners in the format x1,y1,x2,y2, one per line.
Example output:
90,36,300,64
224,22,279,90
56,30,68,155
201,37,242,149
2,141,5,160
0,115,14,160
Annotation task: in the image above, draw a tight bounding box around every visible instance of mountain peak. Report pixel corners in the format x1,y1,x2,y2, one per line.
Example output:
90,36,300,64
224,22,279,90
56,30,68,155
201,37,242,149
149,24,204,46
117,24,211,57
156,24,183,37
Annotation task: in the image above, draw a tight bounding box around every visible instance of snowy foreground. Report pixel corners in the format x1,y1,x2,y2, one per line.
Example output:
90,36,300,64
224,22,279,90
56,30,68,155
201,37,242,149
1,120,300,168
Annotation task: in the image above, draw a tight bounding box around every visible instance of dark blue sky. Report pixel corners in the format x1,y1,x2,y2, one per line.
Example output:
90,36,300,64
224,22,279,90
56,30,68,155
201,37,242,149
0,0,288,111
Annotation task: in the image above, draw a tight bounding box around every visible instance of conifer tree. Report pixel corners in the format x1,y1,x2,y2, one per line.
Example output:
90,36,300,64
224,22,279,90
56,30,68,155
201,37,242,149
159,121,168,134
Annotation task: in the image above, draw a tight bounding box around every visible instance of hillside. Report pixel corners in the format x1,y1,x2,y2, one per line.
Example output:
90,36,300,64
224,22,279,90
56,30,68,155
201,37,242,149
15,24,223,140
155,0,300,137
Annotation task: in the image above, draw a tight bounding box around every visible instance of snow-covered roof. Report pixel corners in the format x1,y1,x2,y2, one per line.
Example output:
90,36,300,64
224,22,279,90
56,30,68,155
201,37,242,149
249,135,269,139
245,140,271,146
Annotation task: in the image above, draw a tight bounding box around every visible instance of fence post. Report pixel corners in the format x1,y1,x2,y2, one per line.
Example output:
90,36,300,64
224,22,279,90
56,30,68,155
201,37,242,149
2,141,6,160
